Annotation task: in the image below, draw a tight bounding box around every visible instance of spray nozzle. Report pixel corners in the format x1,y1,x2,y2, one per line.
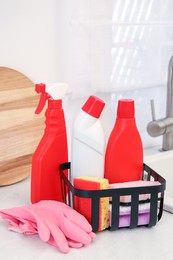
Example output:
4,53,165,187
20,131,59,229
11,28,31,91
35,83,50,114
35,82,69,114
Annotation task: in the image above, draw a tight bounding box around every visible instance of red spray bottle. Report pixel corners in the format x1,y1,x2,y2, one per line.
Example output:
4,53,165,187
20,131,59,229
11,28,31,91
31,83,68,204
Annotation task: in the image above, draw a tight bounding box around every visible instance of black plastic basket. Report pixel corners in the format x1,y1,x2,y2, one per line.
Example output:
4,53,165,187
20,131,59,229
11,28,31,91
59,162,166,232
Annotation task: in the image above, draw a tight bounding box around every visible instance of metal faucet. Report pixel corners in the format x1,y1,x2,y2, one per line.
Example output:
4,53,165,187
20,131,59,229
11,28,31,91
147,56,173,151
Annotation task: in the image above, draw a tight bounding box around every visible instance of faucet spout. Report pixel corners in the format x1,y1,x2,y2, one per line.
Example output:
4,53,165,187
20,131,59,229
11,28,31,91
166,56,173,117
162,56,173,150
147,55,173,151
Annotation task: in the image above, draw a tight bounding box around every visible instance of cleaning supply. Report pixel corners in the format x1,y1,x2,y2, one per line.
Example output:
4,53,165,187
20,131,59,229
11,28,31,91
73,176,109,231
31,83,68,204
71,96,105,181
109,202,151,228
109,180,160,203
104,99,143,183
0,201,96,254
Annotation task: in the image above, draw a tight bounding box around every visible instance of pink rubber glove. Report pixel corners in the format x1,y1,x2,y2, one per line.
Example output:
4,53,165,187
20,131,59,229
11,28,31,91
0,209,84,250
0,201,96,253
26,201,96,251
0,207,86,250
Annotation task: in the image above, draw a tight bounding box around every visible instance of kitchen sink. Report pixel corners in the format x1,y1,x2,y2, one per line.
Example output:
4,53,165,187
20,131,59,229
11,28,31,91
145,147,173,213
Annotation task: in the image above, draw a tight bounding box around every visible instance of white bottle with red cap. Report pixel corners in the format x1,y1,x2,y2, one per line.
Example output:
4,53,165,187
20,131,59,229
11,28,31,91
71,96,105,181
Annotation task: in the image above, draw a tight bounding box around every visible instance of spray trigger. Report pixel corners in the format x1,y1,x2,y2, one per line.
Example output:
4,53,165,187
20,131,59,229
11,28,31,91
35,83,50,114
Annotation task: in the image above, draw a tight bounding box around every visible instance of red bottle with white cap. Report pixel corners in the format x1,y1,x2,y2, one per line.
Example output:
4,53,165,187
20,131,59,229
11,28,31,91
71,96,105,181
31,83,68,203
104,99,143,183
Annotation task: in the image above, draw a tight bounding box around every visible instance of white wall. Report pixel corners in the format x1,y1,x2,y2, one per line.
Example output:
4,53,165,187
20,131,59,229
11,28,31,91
0,0,59,82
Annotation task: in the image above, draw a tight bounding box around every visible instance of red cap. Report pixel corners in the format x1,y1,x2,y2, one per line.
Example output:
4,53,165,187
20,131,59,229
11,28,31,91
82,96,105,118
117,99,135,118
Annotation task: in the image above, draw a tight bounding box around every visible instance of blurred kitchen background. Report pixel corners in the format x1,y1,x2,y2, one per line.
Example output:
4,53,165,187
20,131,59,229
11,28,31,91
1,0,173,151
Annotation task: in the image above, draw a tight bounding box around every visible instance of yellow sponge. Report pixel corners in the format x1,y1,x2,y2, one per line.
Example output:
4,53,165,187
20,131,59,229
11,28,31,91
74,176,109,231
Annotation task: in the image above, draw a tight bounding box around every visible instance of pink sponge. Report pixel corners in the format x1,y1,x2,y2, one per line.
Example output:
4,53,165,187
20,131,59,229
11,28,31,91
109,180,160,203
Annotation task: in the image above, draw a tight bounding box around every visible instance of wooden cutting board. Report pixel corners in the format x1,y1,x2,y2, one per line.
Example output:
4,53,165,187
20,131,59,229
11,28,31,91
0,67,45,186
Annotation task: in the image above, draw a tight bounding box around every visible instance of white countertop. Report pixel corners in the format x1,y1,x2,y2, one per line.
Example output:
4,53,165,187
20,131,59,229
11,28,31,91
0,176,173,260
